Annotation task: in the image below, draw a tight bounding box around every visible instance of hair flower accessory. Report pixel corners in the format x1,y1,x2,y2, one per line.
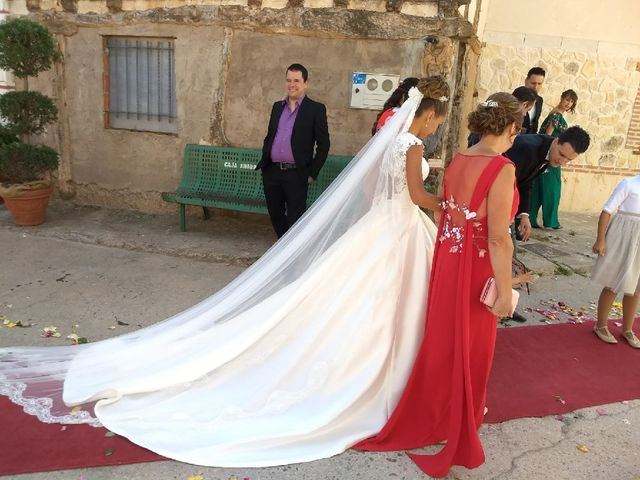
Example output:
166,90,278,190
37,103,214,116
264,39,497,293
407,86,423,100
480,100,498,108
438,96,449,102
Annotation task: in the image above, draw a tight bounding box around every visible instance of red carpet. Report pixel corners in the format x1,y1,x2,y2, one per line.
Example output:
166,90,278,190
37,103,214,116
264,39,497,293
485,320,640,423
1,321,639,475
0,397,164,475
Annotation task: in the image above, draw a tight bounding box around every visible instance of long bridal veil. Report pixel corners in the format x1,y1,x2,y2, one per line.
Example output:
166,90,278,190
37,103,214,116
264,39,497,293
0,88,425,426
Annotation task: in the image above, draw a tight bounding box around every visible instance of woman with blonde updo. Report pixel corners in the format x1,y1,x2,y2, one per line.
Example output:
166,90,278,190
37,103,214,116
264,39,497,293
358,92,522,477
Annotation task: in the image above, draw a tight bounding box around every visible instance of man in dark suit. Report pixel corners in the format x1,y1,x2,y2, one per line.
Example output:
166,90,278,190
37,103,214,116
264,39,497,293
257,64,330,238
521,67,546,134
505,126,591,242
502,126,590,323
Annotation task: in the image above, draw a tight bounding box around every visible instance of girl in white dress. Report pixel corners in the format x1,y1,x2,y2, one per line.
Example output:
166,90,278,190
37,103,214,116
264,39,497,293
592,175,640,348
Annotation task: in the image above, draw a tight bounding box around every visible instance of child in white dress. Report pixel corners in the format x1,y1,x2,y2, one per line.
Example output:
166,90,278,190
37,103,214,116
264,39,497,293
592,175,640,348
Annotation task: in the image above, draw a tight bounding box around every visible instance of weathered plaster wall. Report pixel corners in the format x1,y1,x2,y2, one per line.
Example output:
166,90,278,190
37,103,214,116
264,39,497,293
30,23,226,211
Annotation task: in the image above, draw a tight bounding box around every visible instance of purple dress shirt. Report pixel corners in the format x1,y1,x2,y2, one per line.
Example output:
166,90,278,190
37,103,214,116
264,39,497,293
270,96,304,164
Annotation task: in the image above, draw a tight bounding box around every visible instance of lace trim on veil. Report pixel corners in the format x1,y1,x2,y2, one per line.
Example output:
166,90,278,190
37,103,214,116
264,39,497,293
0,381,102,427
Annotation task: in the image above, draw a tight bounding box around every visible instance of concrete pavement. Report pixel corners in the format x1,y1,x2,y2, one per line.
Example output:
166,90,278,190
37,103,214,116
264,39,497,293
1,201,639,480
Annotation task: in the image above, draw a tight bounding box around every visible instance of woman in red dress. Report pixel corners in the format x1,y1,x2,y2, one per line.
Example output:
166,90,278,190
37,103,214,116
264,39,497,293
355,92,524,477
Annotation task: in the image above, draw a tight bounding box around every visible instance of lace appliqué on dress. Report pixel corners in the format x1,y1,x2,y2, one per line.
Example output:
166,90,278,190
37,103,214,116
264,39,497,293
379,132,425,195
0,381,102,427
439,195,485,256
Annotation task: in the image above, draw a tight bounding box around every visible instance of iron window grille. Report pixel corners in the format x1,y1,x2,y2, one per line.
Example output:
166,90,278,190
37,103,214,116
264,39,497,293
103,36,177,134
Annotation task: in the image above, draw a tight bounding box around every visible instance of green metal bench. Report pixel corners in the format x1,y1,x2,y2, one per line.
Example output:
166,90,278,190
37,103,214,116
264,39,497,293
162,144,352,231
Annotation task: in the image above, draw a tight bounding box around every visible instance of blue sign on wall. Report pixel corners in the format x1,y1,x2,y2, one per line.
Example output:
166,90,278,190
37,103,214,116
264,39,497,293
352,73,366,84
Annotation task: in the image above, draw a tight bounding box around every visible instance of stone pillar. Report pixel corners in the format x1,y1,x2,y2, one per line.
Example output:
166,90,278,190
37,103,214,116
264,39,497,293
52,34,76,199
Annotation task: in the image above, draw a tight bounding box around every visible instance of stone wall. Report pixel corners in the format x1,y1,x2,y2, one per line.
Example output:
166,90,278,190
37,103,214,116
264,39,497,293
473,37,640,213
15,0,473,212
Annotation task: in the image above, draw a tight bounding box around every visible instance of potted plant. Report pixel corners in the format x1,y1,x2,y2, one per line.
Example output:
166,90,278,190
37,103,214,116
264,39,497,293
0,17,59,226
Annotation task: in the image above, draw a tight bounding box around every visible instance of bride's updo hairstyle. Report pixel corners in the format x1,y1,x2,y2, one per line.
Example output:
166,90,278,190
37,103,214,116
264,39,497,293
415,76,450,117
468,92,523,136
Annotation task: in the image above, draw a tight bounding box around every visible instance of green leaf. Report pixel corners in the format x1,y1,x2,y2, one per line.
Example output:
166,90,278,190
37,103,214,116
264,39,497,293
104,431,116,438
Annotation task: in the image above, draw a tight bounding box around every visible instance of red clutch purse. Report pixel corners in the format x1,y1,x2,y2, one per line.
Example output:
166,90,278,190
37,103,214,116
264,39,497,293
480,277,519,315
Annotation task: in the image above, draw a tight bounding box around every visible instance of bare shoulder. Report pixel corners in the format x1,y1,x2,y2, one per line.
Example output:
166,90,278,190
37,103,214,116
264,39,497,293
495,160,516,178
487,159,515,190
496,154,516,167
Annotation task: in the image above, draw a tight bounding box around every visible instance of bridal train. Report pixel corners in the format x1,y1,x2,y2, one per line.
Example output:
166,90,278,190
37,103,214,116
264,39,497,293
0,92,439,467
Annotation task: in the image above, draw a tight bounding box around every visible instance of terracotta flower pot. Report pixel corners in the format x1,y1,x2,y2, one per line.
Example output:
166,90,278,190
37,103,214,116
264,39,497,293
3,185,52,226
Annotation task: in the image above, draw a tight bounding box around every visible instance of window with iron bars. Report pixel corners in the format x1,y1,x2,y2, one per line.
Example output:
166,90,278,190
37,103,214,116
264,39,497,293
104,36,177,134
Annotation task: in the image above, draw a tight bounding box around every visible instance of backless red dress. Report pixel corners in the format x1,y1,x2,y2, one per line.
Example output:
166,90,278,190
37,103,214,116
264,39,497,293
354,154,519,477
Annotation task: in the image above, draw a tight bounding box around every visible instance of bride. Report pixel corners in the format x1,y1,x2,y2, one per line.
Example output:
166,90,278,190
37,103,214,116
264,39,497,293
0,77,450,467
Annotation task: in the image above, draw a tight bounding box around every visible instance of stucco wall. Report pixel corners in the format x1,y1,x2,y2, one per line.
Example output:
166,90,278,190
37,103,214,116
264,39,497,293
29,24,226,210
483,0,640,47
72,25,223,190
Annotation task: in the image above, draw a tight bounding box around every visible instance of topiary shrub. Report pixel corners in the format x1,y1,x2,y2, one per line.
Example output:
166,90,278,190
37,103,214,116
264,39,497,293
0,18,59,80
0,91,58,137
0,142,59,184
0,17,60,188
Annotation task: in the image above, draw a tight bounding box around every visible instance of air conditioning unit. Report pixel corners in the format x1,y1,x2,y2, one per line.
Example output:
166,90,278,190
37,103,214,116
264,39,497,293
350,72,400,110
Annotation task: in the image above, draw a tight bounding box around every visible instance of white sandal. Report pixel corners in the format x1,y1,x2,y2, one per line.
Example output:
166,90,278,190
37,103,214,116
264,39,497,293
593,325,618,344
622,331,640,349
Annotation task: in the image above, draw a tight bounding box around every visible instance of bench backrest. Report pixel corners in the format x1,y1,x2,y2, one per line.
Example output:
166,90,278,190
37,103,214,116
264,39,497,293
178,145,265,202
177,144,351,206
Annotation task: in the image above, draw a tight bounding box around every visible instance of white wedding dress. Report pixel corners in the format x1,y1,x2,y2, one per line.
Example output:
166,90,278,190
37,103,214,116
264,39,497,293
1,93,437,467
